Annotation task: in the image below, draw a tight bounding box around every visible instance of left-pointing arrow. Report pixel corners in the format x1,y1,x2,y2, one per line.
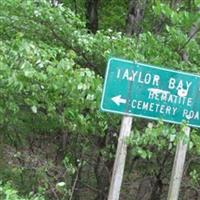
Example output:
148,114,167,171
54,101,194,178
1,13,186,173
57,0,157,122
111,95,127,106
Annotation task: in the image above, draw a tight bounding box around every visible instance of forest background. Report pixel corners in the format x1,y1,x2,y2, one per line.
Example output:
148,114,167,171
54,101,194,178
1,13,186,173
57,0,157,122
0,0,200,199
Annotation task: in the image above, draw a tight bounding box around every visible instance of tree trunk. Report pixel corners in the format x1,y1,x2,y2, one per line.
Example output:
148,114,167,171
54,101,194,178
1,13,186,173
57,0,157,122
135,177,154,200
125,0,147,36
170,0,181,9
51,0,59,6
94,155,108,200
94,134,114,200
179,8,200,61
85,0,100,33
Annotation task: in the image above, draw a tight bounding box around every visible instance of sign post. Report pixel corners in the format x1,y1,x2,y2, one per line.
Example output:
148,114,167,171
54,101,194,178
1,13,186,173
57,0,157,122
108,116,132,200
167,126,190,200
101,57,200,200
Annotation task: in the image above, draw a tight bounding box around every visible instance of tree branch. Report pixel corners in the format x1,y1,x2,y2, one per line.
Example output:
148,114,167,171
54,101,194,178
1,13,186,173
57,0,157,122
178,26,200,54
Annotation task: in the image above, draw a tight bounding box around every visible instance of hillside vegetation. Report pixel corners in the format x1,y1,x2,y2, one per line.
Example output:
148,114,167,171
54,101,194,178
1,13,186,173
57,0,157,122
0,0,200,199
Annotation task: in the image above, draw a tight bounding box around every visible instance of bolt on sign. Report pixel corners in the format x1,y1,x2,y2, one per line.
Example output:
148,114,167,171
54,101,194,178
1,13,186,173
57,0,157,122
101,57,200,128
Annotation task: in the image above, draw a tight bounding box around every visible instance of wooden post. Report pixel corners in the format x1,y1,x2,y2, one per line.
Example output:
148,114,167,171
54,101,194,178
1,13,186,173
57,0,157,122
108,116,133,200
167,126,190,200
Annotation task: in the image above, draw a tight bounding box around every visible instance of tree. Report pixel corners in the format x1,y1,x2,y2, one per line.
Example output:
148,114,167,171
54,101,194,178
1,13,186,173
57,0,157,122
0,0,200,199
85,0,100,33
51,0,59,6
126,0,147,36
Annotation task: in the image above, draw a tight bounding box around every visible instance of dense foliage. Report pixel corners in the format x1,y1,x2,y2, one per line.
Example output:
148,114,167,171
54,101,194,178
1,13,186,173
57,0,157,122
0,0,200,199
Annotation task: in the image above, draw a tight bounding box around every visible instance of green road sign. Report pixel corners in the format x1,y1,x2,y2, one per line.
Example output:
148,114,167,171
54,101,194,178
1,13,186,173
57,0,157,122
101,57,200,128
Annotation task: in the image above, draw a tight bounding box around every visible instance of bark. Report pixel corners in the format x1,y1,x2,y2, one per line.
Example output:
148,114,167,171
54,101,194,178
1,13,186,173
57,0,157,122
85,0,100,33
150,178,163,200
170,0,181,9
51,0,59,6
135,177,154,200
70,159,83,200
74,0,78,14
179,9,200,61
126,0,147,36
150,153,169,200
94,155,108,200
94,134,114,200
